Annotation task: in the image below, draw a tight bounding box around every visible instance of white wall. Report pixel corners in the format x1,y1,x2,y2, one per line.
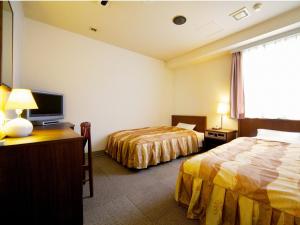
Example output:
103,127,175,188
20,18,238,152
21,18,173,151
173,54,238,130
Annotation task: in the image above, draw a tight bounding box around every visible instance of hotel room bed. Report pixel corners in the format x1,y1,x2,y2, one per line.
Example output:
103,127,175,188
105,115,206,169
175,118,300,225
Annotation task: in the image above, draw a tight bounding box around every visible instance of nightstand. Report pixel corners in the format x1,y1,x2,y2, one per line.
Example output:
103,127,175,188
204,129,237,150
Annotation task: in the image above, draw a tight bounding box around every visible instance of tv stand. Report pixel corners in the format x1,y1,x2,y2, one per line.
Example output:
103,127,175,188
33,120,60,126
43,120,59,126
33,122,75,130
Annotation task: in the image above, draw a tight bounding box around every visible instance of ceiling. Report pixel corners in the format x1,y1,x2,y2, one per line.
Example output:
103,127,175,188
23,1,300,61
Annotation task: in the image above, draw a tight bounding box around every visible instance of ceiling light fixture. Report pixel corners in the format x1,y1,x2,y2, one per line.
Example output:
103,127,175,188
253,3,262,12
100,0,108,6
230,7,249,21
90,27,97,32
173,15,186,25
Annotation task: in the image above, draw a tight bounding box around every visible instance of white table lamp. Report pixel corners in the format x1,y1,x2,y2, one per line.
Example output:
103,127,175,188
4,89,38,137
217,102,229,129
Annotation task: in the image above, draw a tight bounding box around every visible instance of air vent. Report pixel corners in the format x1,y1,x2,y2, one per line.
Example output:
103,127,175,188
230,7,249,21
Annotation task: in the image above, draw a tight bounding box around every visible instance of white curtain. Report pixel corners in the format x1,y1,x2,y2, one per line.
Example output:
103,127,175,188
242,33,300,120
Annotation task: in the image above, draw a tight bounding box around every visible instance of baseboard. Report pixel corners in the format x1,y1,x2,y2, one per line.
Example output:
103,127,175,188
84,149,105,158
94,150,105,157
87,148,204,158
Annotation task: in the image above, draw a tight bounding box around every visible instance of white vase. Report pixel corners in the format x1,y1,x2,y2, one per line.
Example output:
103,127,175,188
4,118,33,137
0,128,5,140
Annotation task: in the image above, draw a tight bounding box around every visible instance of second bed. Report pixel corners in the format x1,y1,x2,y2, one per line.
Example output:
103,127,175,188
106,115,206,169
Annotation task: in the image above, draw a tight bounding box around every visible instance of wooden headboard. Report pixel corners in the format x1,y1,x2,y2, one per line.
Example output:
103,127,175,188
238,118,300,137
172,115,207,133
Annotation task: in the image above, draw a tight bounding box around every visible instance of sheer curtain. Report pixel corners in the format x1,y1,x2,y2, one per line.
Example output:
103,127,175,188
242,33,300,120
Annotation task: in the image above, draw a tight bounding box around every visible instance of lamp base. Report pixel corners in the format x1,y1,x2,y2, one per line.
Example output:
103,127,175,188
4,118,33,137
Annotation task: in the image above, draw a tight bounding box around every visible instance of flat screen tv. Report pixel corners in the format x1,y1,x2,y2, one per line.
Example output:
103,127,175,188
24,91,64,125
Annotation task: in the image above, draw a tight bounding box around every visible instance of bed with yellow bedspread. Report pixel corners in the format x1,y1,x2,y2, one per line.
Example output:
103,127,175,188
106,126,201,169
175,137,300,225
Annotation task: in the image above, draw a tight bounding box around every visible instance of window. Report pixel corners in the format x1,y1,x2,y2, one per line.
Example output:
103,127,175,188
242,33,300,120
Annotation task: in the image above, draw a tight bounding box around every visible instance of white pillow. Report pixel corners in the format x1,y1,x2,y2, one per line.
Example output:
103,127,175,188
256,129,300,144
176,122,196,130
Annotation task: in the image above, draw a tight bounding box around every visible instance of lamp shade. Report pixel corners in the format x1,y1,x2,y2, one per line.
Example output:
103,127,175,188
5,89,38,110
217,102,229,115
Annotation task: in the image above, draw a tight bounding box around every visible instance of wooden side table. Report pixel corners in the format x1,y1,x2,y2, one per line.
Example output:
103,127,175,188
204,128,237,150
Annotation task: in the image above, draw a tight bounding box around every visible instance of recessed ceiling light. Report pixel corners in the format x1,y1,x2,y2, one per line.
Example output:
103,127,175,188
253,3,262,12
90,27,97,32
100,0,108,6
230,7,249,21
173,15,186,25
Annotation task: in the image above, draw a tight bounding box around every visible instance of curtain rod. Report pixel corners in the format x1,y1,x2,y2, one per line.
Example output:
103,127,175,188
231,27,300,53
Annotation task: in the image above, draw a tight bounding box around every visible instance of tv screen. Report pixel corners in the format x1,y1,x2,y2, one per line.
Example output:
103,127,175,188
29,92,64,119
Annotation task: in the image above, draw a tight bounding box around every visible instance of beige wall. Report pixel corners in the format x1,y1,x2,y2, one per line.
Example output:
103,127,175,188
21,19,173,151
173,54,238,130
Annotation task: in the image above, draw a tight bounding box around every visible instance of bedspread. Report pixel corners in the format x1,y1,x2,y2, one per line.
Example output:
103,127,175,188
175,137,300,225
106,126,200,169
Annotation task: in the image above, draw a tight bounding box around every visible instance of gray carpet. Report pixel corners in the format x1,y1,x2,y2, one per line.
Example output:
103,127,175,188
83,152,198,225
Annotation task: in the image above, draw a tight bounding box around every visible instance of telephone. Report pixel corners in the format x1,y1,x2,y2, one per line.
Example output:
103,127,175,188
212,125,221,130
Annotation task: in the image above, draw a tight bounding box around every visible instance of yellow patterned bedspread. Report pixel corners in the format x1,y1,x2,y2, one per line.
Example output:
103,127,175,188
106,126,199,169
175,137,300,225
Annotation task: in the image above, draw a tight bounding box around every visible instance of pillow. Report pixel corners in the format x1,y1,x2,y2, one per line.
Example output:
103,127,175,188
256,129,300,144
176,122,196,130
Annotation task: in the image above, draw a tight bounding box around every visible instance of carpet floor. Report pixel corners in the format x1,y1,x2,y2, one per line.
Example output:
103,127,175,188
83,152,198,225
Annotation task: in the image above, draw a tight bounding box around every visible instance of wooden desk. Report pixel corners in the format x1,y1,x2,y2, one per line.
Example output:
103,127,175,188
0,124,83,225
